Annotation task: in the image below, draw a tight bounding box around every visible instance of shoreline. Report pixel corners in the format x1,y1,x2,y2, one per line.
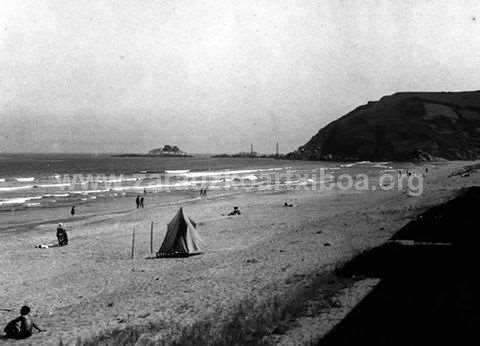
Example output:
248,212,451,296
0,161,478,345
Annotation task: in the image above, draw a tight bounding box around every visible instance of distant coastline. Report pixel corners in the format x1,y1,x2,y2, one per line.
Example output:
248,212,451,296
212,153,286,159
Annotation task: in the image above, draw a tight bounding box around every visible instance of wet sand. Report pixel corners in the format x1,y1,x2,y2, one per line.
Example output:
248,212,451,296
0,161,478,345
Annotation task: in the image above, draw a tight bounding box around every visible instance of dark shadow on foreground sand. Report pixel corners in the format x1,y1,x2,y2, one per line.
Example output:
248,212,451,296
319,186,480,346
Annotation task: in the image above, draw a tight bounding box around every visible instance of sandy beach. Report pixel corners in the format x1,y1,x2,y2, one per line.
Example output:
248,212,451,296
0,160,479,345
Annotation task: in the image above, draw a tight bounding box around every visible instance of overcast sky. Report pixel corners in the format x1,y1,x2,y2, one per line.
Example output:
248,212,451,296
1,0,480,154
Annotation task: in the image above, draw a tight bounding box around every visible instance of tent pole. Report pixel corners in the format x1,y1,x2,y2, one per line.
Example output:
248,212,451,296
131,227,135,260
150,221,154,254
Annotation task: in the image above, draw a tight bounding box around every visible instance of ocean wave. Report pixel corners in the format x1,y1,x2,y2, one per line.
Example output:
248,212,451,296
179,169,258,178
70,189,110,195
15,177,35,182
112,181,198,192
244,174,258,180
34,183,72,188
233,174,258,181
165,169,190,174
341,161,394,168
179,167,287,178
42,193,70,198
26,202,41,207
93,177,140,183
0,196,42,206
0,185,34,192
0,178,5,182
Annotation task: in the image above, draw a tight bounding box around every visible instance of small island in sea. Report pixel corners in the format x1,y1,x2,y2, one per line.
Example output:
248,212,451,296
112,145,192,157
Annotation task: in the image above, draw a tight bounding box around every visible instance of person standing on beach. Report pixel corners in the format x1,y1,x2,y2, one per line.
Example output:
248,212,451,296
4,306,43,339
56,223,68,247
140,196,144,208
70,205,75,216
136,195,140,208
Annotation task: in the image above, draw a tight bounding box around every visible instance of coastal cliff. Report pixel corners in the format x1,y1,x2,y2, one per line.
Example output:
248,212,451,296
288,91,480,161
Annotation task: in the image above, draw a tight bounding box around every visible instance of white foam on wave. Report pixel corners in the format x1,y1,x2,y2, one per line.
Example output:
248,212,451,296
243,174,258,180
94,177,140,183
42,193,70,198
94,178,123,183
26,202,41,207
0,185,34,192
179,167,287,178
180,169,258,178
341,161,380,168
165,169,190,175
232,174,258,181
373,163,392,169
34,183,72,188
0,178,5,182
70,189,110,195
112,181,198,192
0,196,42,206
15,177,35,182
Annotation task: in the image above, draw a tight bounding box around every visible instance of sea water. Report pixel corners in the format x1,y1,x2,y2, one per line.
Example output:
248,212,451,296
0,153,398,212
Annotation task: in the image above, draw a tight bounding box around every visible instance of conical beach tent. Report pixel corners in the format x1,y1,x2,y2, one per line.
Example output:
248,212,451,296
157,207,203,257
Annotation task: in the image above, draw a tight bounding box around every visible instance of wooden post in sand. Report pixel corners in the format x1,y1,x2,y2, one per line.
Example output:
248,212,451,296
150,221,154,254
131,227,136,260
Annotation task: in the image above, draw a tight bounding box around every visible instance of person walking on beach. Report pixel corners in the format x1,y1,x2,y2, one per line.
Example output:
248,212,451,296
140,196,144,208
70,205,75,216
4,306,44,339
136,195,140,209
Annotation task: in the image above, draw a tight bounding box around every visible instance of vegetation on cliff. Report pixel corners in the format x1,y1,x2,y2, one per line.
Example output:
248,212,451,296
288,91,480,161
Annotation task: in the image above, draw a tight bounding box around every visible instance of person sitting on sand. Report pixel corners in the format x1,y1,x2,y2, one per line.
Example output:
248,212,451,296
228,206,241,216
4,306,43,339
56,223,68,247
283,202,293,207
